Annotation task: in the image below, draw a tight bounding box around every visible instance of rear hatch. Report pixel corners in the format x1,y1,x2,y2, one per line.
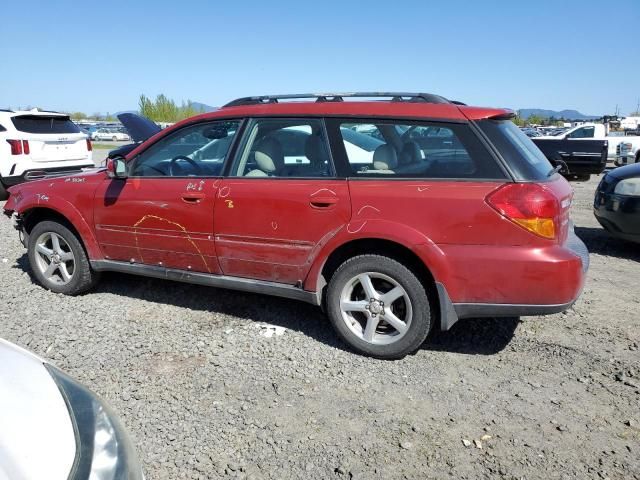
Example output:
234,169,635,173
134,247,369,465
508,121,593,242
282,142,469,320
11,114,89,163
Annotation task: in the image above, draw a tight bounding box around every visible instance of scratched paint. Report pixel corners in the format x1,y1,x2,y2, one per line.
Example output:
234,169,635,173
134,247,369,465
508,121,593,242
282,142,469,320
310,188,337,196
36,194,49,202
347,221,367,234
186,180,205,192
219,186,230,198
132,215,211,273
65,177,86,183
271,221,278,230
356,205,381,216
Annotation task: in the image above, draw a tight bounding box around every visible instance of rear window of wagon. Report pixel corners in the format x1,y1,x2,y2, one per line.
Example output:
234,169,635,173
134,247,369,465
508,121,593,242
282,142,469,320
11,115,80,134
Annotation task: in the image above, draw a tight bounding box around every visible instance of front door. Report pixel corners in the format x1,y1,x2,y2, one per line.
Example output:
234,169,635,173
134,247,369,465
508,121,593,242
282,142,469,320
214,117,351,284
93,119,242,274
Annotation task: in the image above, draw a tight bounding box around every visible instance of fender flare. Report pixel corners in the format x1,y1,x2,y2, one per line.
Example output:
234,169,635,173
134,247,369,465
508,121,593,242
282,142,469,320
14,193,102,259
302,219,450,293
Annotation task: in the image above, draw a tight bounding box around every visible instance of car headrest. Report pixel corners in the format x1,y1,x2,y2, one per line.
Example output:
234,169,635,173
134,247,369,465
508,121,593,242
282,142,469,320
254,137,284,173
399,141,421,165
373,144,398,170
305,135,326,166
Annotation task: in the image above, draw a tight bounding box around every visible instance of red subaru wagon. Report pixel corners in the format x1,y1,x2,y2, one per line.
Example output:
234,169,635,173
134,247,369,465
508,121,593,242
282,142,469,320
3,93,588,359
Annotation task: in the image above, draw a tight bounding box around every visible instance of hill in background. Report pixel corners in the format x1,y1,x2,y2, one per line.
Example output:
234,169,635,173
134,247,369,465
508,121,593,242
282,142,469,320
518,108,599,120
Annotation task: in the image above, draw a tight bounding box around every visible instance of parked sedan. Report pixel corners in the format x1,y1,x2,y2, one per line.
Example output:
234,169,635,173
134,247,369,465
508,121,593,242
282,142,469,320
594,162,640,243
0,338,144,480
92,128,130,141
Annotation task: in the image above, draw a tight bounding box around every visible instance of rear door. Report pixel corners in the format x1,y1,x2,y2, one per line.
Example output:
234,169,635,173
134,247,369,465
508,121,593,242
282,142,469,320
93,119,242,273
11,114,89,163
214,117,350,284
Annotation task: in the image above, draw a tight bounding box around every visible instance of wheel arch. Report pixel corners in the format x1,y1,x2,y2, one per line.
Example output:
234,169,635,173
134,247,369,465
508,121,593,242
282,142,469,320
307,236,443,327
19,204,102,259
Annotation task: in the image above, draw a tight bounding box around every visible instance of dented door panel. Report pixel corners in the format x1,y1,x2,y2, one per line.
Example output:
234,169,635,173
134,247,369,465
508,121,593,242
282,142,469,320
213,179,350,284
93,177,221,274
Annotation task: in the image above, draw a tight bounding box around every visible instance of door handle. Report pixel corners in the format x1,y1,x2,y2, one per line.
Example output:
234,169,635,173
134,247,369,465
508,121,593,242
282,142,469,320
181,192,205,204
310,196,338,208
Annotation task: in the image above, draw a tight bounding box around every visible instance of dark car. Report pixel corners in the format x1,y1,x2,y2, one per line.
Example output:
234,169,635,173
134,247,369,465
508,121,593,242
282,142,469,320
594,163,640,243
107,113,163,159
532,136,608,181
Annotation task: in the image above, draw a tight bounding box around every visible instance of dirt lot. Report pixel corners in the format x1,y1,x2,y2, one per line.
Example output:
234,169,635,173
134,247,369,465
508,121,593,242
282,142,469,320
0,174,638,480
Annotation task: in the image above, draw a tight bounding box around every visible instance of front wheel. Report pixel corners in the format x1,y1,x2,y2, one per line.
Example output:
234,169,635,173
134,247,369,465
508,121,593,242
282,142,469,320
326,255,432,359
27,221,99,295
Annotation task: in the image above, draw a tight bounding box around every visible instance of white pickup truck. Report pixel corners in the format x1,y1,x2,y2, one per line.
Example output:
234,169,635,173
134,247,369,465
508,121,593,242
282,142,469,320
538,123,640,164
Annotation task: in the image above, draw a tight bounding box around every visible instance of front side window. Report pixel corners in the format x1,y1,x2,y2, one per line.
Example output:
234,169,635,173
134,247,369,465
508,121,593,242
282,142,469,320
130,120,240,177
338,121,506,179
232,118,332,178
568,126,595,138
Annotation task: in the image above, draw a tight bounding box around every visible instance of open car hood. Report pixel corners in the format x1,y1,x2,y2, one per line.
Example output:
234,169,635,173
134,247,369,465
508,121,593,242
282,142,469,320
117,112,161,143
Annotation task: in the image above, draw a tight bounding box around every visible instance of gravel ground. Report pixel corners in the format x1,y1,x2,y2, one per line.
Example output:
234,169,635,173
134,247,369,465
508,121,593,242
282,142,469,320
1,174,639,480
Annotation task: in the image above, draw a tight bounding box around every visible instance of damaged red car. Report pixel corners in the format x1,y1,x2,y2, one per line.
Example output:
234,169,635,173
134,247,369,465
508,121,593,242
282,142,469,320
2,93,589,359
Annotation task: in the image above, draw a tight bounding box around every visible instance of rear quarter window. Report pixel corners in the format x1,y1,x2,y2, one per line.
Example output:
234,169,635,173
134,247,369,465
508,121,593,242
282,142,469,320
11,115,80,134
477,120,553,181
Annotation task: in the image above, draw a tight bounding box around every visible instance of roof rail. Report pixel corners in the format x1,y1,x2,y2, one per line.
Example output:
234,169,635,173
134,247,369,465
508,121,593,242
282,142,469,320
223,92,451,108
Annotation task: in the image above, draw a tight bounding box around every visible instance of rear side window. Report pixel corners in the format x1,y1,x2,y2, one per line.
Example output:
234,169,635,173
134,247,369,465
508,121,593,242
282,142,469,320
335,120,506,179
11,115,80,134
478,120,552,180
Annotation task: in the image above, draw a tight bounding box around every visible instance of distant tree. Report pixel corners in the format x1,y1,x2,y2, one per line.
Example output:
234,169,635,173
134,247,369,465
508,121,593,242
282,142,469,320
630,111,640,116
70,111,87,120
527,114,544,126
139,93,204,122
512,110,525,126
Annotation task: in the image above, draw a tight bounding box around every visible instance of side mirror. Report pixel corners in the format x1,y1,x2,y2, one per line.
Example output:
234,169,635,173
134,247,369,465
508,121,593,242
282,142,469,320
106,156,128,179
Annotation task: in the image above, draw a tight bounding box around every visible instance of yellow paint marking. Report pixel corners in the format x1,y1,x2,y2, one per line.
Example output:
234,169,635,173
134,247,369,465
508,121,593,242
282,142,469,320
133,215,211,273
225,200,234,208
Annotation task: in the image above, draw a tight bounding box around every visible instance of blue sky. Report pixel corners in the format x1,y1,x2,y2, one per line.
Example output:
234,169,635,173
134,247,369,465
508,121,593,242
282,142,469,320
1,0,638,115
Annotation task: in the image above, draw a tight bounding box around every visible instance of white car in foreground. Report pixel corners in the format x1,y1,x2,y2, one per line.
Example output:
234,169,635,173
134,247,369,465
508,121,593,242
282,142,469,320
0,109,94,200
0,338,144,480
91,128,131,142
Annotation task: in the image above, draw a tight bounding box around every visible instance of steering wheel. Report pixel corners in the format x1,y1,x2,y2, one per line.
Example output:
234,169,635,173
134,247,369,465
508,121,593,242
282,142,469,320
169,156,202,176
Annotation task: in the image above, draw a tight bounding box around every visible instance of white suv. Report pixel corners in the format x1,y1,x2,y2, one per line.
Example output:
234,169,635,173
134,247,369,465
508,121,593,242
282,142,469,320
0,109,94,200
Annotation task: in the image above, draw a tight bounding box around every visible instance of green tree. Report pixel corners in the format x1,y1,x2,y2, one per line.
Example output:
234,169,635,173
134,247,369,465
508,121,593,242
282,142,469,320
139,93,205,122
70,111,87,120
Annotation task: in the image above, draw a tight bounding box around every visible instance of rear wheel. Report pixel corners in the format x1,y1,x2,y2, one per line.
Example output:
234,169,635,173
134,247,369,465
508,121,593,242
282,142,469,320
112,136,117,141
27,221,99,295
326,254,431,359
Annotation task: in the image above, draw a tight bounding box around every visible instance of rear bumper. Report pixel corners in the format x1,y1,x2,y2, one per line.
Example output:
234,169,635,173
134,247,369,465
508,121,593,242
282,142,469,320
435,226,589,330
1,164,94,186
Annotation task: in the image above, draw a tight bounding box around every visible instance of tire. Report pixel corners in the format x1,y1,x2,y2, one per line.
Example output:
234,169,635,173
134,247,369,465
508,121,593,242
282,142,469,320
27,221,99,295
0,181,8,201
326,254,431,359
112,136,117,141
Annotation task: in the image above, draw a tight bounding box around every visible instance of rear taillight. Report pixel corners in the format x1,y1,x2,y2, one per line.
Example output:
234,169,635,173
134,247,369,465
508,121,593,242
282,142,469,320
486,183,560,239
22,140,30,155
6,139,23,155
86,138,92,151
